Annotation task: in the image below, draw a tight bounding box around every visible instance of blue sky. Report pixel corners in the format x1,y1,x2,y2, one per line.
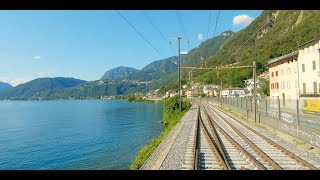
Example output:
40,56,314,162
0,10,262,86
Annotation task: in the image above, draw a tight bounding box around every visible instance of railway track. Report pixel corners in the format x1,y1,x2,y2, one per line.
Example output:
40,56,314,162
207,104,317,170
181,103,318,170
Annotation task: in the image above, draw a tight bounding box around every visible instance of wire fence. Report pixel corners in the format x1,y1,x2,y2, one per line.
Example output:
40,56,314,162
198,96,320,132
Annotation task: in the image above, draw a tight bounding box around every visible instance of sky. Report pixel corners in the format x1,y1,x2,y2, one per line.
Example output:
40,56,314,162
0,10,262,86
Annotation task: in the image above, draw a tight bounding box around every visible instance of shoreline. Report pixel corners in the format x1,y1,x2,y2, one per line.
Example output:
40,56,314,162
129,96,191,170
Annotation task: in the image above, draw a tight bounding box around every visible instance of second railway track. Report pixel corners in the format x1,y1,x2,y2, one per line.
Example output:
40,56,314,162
181,103,318,170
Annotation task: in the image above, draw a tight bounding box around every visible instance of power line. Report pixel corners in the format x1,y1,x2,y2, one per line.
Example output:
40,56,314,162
206,11,212,40
140,10,168,44
227,20,271,61
175,10,191,52
175,10,186,37
140,10,176,55
115,10,162,57
212,10,220,38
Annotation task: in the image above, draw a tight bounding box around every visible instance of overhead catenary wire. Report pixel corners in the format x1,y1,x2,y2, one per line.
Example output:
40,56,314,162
176,10,190,52
140,10,168,44
140,10,176,55
176,10,186,37
115,10,162,57
227,19,272,61
206,11,212,40
212,10,220,38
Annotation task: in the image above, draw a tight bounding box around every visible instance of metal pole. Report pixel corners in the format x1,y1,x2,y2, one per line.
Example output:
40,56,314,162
178,37,182,120
237,97,238,107
296,99,300,126
266,98,268,116
253,61,257,123
278,96,281,120
246,97,248,110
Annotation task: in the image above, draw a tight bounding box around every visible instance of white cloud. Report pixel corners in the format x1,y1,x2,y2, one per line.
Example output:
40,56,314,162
198,33,203,41
233,14,254,26
33,55,42,61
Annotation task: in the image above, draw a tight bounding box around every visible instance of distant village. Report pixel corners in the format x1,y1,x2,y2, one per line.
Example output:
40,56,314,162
146,37,320,103
143,70,268,101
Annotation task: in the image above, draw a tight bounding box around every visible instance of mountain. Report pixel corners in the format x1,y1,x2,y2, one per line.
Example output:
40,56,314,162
191,10,320,87
100,66,139,80
0,77,86,100
0,82,12,91
183,30,234,67
127,56,178,82
51,80,147,99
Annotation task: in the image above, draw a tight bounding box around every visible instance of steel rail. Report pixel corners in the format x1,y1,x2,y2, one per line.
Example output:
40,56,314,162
208,106,283,170
202,105,267,170
213,105,318,170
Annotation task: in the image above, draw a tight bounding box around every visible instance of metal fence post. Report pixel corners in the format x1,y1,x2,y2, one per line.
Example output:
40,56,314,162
265,98,268,116
237,97,239,107
250,97,253,112
296,99,300,126
240,97,242,108
278,96,281,120
246,98,248,110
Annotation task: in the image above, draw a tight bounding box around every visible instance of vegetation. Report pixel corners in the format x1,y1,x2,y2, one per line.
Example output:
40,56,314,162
0,82,12,92
196,10,320,87
126,95,155,103
4,11,319,100
0,77,86,100
100,66,139,80
183,30,234,67
126,56,178,82
259,79,270,97
130,96,191,170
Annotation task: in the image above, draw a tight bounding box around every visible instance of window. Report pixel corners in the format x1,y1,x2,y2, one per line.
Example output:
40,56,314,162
276,71,278,76
281,69,284,76
271,83,274,89
313,61,316,70
286,68,290,74
302,64,305,72
303,83,306,94
314,82,318,93
271,72,274,77
295,80,298,88
276,83,279,89
287,81,290,89
281,81,285,89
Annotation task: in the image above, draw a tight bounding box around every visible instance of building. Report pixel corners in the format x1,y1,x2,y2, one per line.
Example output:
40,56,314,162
244,79,261,93
187,90,193,98
203,85,219,97
267,37,320,101
220,88,246,97
259,71,269,80
297,38,320,98
166,89,178,98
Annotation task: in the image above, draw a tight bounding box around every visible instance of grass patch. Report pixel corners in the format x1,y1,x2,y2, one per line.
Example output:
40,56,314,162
294,139,307,146
129,96,191,170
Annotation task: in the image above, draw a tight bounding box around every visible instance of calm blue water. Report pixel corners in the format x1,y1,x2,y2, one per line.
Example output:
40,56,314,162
0,100,163,170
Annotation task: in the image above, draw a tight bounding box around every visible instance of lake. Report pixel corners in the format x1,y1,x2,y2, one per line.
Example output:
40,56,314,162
0,100,163,170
